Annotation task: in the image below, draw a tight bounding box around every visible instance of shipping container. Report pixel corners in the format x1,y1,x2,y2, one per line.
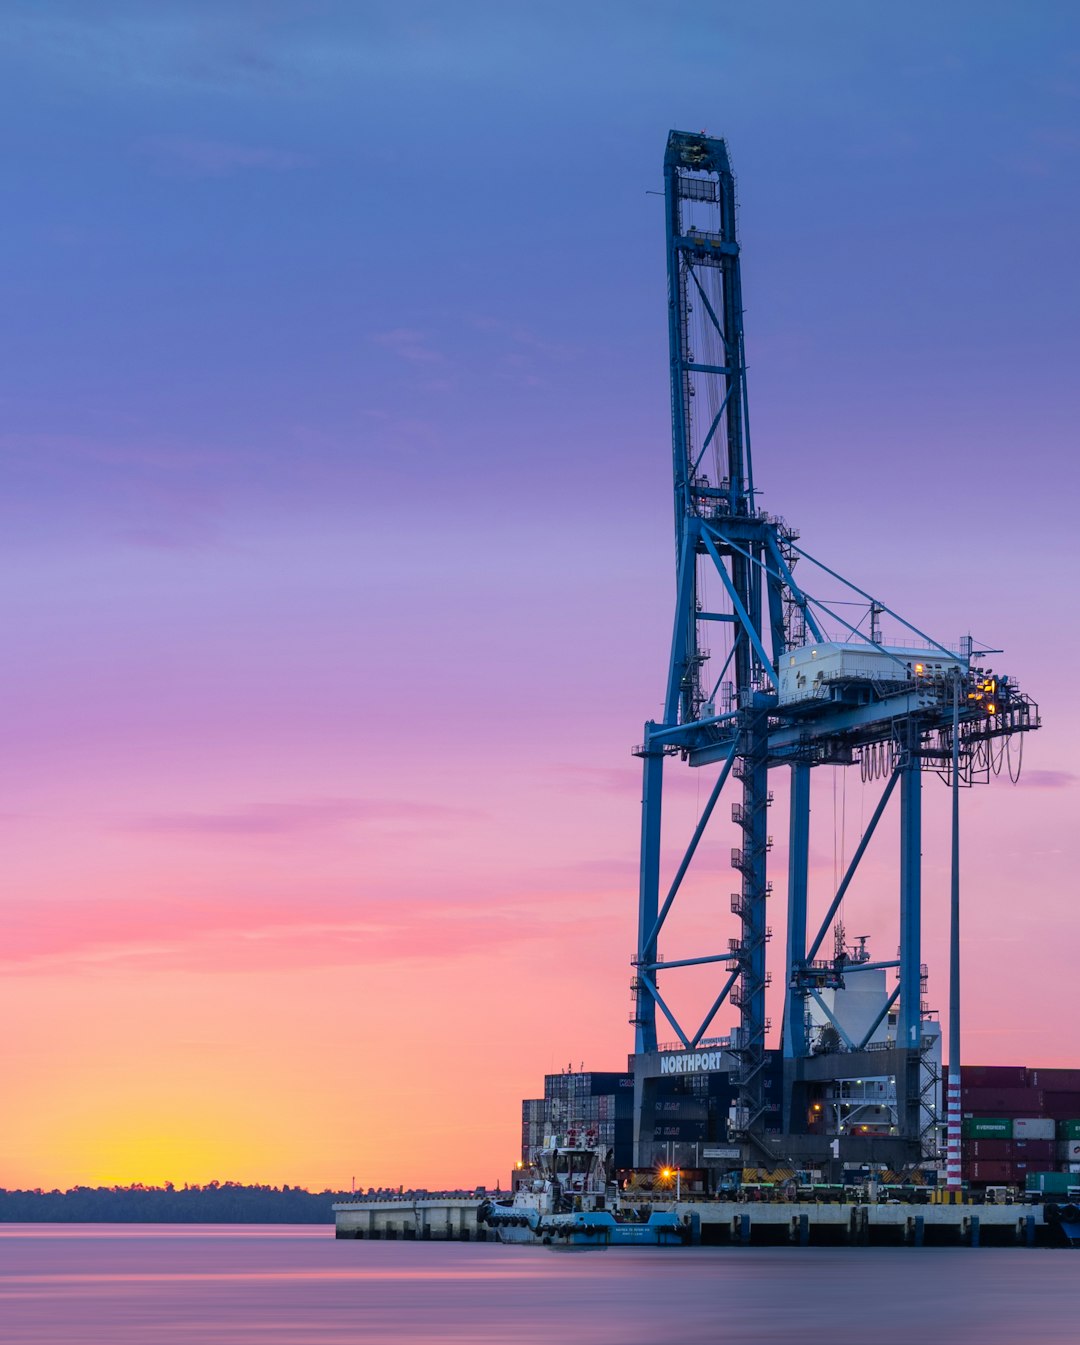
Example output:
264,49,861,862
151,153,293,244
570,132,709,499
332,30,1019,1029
1060,1139,1080,1163
966,1139,1014,1160
1013,1117,1056,1140
1042,1091,1080,1118
1029,1068,1080,1090
963,1161,1016,1184
1057,1119,1080,1140
962,1117,1013,1139
960,1065,1029,1088
649,1098,708,1120
964,1138,1055,1161
1013,1139,1056,1160
650,1121,707,1141
960,1086,1044,1113
1026,1172,1080,1197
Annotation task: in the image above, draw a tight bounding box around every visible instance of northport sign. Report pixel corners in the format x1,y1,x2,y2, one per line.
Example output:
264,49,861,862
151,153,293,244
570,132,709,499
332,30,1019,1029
659,1051,726,1075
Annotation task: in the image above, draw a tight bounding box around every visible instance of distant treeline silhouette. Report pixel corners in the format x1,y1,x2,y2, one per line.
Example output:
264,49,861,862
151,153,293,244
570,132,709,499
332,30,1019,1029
0,1182,354,1223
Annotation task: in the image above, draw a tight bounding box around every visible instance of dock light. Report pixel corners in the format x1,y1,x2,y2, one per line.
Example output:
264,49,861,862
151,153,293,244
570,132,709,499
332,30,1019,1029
914,663,924,675
661,1167,673,1179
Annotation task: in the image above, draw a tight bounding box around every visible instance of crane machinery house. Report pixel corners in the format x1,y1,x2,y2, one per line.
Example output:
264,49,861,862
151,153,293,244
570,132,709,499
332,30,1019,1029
777,644,966,708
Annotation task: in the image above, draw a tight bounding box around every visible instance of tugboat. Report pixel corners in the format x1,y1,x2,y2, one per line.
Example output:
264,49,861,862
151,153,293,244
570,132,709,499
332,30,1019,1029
477,1138,688,1247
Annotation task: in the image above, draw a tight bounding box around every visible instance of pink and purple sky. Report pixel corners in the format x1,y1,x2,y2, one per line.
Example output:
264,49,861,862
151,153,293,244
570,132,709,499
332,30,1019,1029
1,2,1078,1192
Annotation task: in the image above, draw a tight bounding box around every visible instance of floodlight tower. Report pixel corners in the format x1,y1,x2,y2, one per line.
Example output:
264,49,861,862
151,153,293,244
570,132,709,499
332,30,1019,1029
631,131,1039,1166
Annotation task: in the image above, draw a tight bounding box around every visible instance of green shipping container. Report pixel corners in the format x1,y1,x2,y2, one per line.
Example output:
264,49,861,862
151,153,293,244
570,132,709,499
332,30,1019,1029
1025,1172,1080,1196
1056,1119,1080,1140
963,1117,1013,1139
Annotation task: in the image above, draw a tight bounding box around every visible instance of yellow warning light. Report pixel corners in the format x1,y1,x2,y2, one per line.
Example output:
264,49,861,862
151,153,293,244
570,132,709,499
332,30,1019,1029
987,703,997,715
914,662,924,674
661,1167,673,1179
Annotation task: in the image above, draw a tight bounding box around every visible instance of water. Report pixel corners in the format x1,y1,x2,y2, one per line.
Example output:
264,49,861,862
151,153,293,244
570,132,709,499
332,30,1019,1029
1,1223,1077,1344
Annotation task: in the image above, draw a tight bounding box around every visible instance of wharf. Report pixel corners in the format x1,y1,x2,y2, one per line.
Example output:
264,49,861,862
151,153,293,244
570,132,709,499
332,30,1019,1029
333,1197,485,1241
332,1197,1058,1247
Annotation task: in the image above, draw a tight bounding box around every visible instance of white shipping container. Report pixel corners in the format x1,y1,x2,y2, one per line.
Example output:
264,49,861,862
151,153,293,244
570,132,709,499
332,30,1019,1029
1013,1116,1055,1139
1064,1140,1080,1161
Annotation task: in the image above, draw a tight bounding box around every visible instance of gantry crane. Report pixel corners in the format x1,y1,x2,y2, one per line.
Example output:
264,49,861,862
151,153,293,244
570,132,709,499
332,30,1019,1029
631,130,1038,1168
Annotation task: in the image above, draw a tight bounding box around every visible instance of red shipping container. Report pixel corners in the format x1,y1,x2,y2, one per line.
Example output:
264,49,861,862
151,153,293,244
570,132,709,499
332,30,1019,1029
963,1161,1015,1183
966,1139,1015,1160
960,1065,1029,1088
1029,1069,1080,1090
1043,1091,1080,1118
1013,1138,1055,1159
961,1087,1044,1113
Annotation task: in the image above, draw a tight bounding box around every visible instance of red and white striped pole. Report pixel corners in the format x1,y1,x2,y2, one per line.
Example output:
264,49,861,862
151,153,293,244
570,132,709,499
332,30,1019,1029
946,673,963,1192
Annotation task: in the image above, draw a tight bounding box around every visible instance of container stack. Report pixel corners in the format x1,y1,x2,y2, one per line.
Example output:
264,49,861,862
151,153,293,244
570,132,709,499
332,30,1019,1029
958,1064,1080,1190
520,1071,635,1169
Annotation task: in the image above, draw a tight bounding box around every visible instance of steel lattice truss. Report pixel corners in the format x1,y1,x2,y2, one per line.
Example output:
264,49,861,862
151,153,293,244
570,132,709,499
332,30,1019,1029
631,132,1039,1150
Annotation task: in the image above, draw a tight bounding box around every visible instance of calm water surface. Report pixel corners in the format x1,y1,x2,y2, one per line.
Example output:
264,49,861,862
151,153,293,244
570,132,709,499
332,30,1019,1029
1,1223,1077,1344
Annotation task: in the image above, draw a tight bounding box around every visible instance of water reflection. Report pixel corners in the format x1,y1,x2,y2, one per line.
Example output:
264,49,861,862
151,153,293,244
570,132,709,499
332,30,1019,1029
1,1225,1074,1344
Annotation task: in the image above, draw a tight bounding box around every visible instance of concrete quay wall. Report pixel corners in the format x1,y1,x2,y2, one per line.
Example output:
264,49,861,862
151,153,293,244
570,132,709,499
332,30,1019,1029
679,1200,1046,1247
333,1198,1055,1247
332,1198,487,1240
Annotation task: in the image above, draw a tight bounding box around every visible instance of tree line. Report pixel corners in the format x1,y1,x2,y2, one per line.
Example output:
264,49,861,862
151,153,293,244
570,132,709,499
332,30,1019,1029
0,1182,354,1223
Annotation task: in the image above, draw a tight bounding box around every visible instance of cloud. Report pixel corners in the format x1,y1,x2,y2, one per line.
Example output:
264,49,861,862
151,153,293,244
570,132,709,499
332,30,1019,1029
1015,769,1076,789
468,314,579,361
371,329,448,365
548,765,639,794
546,764,722,799
0,886,603,975
139,136,306,178
126,798,477,837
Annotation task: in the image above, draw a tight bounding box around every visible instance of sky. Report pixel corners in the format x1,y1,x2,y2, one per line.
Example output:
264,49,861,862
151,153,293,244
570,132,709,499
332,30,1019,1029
1,0,1078,1193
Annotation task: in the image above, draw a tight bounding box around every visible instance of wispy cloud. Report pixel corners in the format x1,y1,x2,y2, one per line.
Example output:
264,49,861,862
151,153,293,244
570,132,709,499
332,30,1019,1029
0,887,596,975
139,136,306,178
1016,769,1076,789
469,314,579,361
545,764,719,799
371,328,448,365
548,765,639,794
125,797,477,837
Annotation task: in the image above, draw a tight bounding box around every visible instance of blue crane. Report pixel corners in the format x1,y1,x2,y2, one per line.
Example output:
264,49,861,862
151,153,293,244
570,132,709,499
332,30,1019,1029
631,130,1038,1167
